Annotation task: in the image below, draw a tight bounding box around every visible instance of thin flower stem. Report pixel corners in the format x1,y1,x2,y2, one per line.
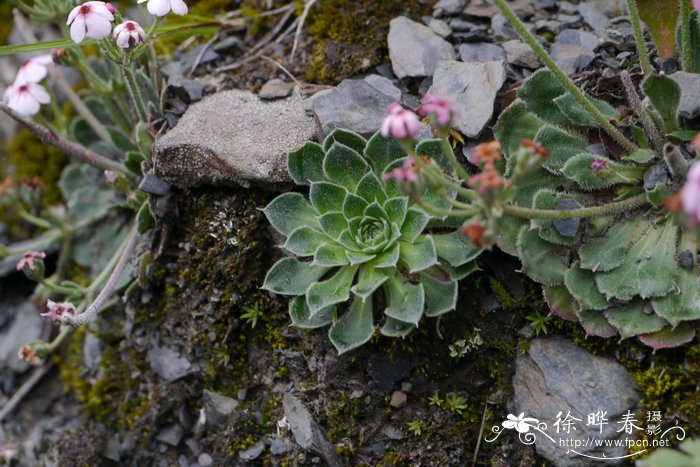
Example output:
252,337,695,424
440,138,470,181
503,192,649,220
122,65,149,123
625,0,652,75
19,211,53,230
681,0,693,71
46,325,74,353
63,225,139,326
416,199,476,218
491,0,638,154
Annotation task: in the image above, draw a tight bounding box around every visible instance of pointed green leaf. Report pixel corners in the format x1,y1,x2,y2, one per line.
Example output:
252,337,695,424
517,227,567,286
553,93,618,128
343,192,369,219
400,208,430,242
263,193,319,236
310,182,347,214
442,261,479,281
288,142,327,185
384,275,425,325
604,302,667,339
108,127,138,152
363,200,388,220
642,74,681,132
383,197,408,226
323,142,370,191
432,231,482,267
494,100,545,160
355,172,387,203
345,250,376,265
517,69,567,123
622,149,657,164
562,154,645,189
374,243,400,268
564,263,610,311
318,212,347,240
421,272,458,317
289,296,333,328
364,131,408,175
534,125,588,173
329,295,375,354
337,229,361,251
637,222,677,298
313,243,351,267
399,236,438,273
380,317,417,337
262,258,330,295
351,264,389,300
323,128,367,154
415,139,453,173
579,219,643,272
306,265,359,315
283,227,330,257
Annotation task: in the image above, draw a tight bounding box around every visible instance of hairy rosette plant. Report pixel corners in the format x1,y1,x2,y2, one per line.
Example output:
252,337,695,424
262,129,480,353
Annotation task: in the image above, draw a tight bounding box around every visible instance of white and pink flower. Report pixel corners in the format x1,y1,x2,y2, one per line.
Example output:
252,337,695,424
40,300,76,322
113,20,146,48
16,250,46,272
3,83,51,116
138,0,188,17
418,93,457,127
14,55,53,85
66,1,115,44
380,102,420,140
681,162,700,222
382,157,418,183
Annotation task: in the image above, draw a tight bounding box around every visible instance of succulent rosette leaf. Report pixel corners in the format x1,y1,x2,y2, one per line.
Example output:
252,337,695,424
493,69,699,350
263,129,481,353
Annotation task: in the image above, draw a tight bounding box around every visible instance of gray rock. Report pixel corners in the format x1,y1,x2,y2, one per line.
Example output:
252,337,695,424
550,43,595,75
382,424,404,440
363,74,401,101
644,165,669,191
310,79,394,139
492,14,517,41
283,394,341,467
0,301,43,371
428,18,452,38
459,43,507,63
147,346,194,382
557,1,578,15
269,438,292,456
103,437,121,462
155,90,314,189
259,78,293,100
556,13,582,26
202,389,239,426
433,0,466,15
429,60,506,137
138,173,171,196
511,338,639,466
83,330,103,371
449,18,481,32
389,391,407,408
387,17,456,79
156,425,184,447
502,40,541,69
556,29,599,51
577,2,610,30
553,198,582,238
239,441,265,461
167,77,204,102
197,453,213,466
670,71,700,119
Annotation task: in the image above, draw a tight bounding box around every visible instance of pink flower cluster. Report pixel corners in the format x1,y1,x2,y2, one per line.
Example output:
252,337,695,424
382,158,418,183
380,94,457,141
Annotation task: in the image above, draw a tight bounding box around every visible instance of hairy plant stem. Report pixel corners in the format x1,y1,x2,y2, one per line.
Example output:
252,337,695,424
491,0,637,153
63,224,139,326
503,192,649,219
681,0,693,71
122,65,149,123
19,211,53,230
440,138,471,181
625,0,652,75
620,71,664,153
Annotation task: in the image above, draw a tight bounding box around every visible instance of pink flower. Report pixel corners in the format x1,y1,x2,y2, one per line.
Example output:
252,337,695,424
104,170,118,182
380,102,420,140
67,1,115,44
382,158,418,183
694,0,700,11
14,55,53,85
113,20,146,48
16,250,46,271
681,162,700,221
2,83,51,116
590,158,607,171
418,93,457,126
137,0,188,17
40,300,76,322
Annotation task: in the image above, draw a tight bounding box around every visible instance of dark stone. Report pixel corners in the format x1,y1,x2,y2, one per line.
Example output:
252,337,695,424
643,165,669,191
553,198,582,238
202,389,239,426
366,352,413,390
139,173,172,197
479,294,501,313
178,44,220,72
534,0,556,10
586,143,609,157
657,57,680,75
156,425,184,447
283,394,342,467
168,77,204,103
678,249,694,269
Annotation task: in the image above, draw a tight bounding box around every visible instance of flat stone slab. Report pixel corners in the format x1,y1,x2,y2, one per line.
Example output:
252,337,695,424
388,16,456,79
155,90,316,189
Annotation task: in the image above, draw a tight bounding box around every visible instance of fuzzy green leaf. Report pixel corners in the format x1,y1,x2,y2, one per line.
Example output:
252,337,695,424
432,231,482,267
306,265,359,315
363,200,388,220
263,193,319,236
108,127,138,152
531,190,585,245
323,128,367,154
310,182,347,214
544,285,578,321
637,222,677,298
553,93,618,128
343,192,369,219
442,261,479,281
517,69,566,123
517,227,567,286
652,237,700,326
639,324,697,352
263,258,330,295
380,317,417,337
288,142,327,185
313,243,351,267
622,149,657,164
642,74,681,132
351,264,389,300
534,125,588,173
495,215,528,256
355,172,387,204
289,296,333,329
575,310,618,338
564,263,610,311
400,209,431,243
604,302,667,339
283,227,330,257
383,197,408,227
323,142,370,191
415,139,453,173
384,275,425,325
318,212,348,240
329,295,375,354
364,131,407,175
494,100,545,160
374,243,400,268
345,250,376,265
421,272,458,317
399,236,438,273
561,154,645,189
579,219,644,272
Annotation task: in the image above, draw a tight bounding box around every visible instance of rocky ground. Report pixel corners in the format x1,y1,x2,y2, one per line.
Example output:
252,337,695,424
1,0,700,466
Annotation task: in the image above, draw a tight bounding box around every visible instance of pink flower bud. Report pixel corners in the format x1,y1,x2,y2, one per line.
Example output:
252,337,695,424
681,162,700,222
382,157,418,183
104,169,118,182
418,93,457,127
380,102,420,140
16,250,46,272
590,158,607,171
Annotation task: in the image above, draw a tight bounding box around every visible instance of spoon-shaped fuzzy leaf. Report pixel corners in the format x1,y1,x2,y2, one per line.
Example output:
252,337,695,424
564,263,610,311
642,74,681,132
415,139,454,172
517,227,567,286
323,128,367,154
290,296,334,328
283,226,330,257
517,69,566,124
306,265,359,315
637,222,677,299
329,295,375,354
351,263,389,300
399,236,438,273
318,212,348,240
604,302,667,339
263,258,330,295
638,324,697,352
575,309,618,338
384,274,425,325
310,182,347,214
356,172,387,204
561,154,645,189
534,125,588,173
343,192,369,219
288,142,327,185
364,132,407,176
400,209,431,242
313,243,351,267
552,93,618,128
579,219,644,272
543,285,578,321
263,193,319,236
432,231,482,267
374,243,400,268
323,142,370,191
380,317,417,337
421,272,458,317
494,100,545,161
652,237,700,326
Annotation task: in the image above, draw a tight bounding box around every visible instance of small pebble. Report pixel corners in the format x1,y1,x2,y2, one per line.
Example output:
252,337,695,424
389,391,407,408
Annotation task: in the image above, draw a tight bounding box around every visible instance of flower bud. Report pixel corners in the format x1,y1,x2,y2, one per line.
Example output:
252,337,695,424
16,250,46,280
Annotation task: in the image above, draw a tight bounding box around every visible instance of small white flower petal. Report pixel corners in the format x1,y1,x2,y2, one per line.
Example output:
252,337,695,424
85,14,112,40
67,5,81,25
170,0,188,15
70,16,87,43
29,84,51,104
15,92,41,116
147,0,172,17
